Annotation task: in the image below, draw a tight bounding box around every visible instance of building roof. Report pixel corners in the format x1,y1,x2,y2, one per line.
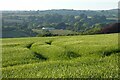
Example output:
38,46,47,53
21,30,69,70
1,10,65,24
42,27,55,30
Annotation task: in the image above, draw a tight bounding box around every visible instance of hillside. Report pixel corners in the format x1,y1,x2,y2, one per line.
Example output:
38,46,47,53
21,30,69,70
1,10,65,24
2,9,118,38
2,33,119,78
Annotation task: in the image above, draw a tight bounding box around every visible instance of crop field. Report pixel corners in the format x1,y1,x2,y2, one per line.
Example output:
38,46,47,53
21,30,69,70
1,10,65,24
1,33,119,78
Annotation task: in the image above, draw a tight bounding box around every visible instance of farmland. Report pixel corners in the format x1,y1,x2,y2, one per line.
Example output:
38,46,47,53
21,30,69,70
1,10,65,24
1,33,119,78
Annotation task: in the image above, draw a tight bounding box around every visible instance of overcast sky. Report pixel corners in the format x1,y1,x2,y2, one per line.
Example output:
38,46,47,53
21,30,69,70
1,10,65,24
0,0,119,10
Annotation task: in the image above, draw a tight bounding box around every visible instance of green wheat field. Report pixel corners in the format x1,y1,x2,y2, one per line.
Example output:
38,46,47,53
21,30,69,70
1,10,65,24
1,33,119,78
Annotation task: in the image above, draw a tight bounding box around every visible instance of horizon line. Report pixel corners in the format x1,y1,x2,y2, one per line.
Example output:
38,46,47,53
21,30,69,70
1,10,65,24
0,8,118,11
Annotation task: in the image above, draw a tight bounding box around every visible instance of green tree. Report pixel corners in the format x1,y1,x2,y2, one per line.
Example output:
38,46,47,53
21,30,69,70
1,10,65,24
74,21,83,32
56,22,66,29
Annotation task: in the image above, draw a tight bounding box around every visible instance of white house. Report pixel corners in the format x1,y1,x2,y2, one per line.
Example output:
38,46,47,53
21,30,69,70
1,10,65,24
42,27,55,30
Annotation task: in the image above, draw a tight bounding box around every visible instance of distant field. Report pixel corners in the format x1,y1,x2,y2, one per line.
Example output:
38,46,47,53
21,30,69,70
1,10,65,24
3,19,23,23
32,29,78,35
106,18,118,21
1,33,119,78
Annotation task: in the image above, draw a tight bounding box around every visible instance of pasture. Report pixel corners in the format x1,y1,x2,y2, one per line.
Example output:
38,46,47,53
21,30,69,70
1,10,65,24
1,33,119,78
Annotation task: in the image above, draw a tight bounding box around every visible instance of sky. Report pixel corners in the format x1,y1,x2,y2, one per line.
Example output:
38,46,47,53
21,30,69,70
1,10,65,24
0,0,119,10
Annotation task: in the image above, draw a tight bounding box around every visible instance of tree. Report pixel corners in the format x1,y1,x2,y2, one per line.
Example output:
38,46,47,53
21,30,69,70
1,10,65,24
82,27,102,35
81,23,89,30
74,21,83,32
56,22,66,29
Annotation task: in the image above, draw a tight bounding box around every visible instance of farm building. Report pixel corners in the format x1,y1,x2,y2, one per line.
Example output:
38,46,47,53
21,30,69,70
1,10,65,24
42,27,55,30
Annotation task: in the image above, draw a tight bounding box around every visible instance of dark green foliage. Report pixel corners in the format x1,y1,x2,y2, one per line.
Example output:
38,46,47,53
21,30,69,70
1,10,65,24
33,52,47,60
56,22,66,29
45,40,53,45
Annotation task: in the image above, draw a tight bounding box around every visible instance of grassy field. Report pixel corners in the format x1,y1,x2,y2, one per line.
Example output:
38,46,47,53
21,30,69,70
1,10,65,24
1,33,119,78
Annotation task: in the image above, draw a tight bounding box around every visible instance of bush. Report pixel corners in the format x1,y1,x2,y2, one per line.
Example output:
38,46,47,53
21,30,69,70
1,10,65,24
82,27,102,35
